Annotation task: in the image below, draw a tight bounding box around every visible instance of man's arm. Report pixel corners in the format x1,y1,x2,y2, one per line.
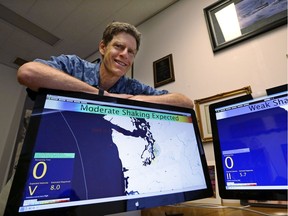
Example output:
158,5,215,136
111,93,194,109
18,62,101,95
18,62,194,108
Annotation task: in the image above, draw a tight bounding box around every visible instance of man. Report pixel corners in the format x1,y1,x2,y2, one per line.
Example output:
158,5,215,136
17,22,194,108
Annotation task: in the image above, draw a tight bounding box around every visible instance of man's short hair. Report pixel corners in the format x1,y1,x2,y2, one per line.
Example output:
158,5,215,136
102,22,141,51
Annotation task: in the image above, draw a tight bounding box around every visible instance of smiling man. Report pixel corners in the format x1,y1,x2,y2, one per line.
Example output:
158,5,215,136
17,22,194,108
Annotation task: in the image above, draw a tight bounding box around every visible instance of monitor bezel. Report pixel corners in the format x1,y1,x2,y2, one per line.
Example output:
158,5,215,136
209,93,287,201
266,84,287,96
5,88,213,216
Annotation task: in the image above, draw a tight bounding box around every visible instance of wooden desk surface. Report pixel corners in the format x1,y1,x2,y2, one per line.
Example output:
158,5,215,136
141,203,288,216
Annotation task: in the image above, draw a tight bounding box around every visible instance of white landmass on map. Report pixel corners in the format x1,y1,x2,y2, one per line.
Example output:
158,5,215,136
279,104,288,112
104,115,206,196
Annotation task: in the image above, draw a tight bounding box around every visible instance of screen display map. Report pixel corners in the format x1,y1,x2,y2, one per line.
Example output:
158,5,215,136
18,93,208,213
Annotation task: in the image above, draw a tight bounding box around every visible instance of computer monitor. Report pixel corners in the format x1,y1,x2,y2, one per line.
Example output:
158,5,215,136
266,84,287,96
4,89,213,216
209,90,287,201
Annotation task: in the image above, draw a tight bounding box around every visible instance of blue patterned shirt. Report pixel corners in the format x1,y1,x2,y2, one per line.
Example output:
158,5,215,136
34,54,169,95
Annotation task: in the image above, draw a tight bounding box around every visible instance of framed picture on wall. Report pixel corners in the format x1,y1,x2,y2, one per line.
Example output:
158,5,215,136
194,86,252,142
153,54,175,88
204,0,287,52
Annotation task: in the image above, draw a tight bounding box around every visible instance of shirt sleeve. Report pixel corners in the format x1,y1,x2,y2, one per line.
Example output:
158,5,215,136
34,54,99,86
34,54,80,73
25,55,99,100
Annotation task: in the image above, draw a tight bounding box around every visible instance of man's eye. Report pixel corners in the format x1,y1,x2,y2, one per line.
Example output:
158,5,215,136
114,44,123,49
128,50,136,56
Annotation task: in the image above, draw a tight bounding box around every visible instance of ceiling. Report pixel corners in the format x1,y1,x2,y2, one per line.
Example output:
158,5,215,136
0,0,179,69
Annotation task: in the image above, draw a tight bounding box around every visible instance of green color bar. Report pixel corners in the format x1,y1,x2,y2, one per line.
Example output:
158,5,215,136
34,152,75,159
80,104,185,122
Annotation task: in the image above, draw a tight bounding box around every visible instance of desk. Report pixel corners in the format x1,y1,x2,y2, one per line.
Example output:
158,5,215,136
141,203,288,216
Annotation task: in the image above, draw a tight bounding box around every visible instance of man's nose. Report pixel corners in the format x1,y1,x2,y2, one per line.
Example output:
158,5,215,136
120,48,129,57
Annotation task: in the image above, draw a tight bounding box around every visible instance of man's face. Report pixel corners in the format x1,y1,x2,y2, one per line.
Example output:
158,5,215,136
99,32,137,78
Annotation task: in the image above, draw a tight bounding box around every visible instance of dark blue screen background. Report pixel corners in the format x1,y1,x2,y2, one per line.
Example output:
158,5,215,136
217,106,287,186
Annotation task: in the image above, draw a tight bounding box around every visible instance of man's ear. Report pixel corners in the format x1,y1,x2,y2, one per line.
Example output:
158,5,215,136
99,40,106,55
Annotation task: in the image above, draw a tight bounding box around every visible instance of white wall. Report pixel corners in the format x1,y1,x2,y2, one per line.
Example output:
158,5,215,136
134,0,287,161
0,64,26,189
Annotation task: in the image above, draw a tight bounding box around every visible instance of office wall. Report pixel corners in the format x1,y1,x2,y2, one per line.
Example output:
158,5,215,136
133,0,287,161
0,64,25,189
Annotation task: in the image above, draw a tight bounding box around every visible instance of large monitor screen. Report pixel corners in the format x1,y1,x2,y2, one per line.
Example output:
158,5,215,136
209,91,287,200
5,89,212,216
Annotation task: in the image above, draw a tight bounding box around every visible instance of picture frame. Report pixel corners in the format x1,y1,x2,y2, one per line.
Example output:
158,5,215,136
153,54,175,88
194,86,252,142
190,160,222,204
204,0,287,52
